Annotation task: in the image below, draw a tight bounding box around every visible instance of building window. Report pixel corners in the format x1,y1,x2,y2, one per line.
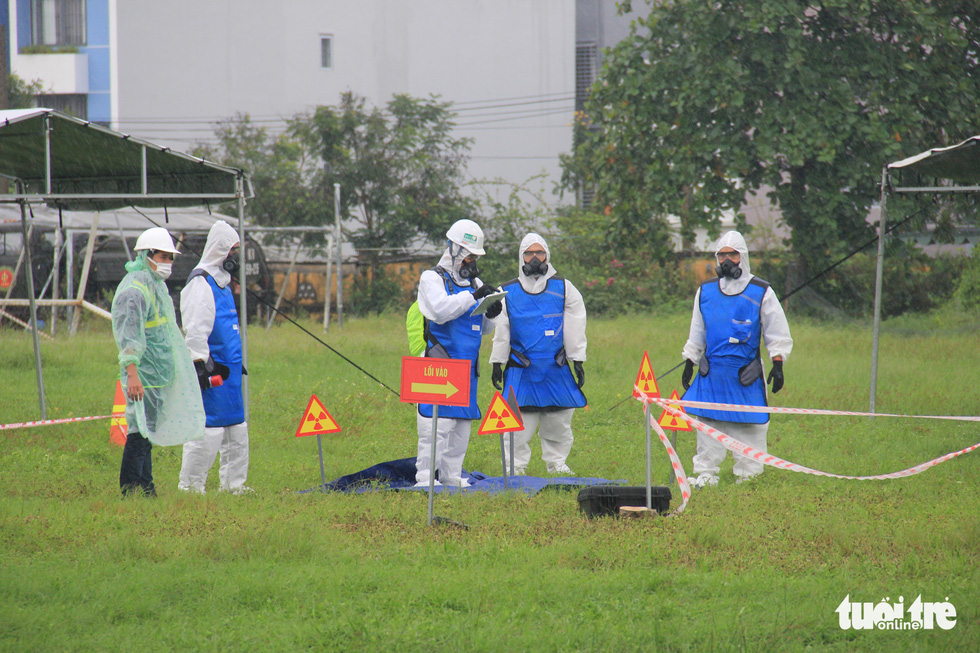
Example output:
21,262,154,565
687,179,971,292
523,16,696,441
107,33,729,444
320,36,333,69
575,42,598,112
31,0,87,47
575,42,599,209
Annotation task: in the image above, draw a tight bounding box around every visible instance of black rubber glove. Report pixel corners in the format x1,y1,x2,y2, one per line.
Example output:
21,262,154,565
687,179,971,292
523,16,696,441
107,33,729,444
573,361,585,388
682,359,695,390
194,360,210,391
492,363,503,390
767,360,784,394
472,284,496,300
485,299,502,319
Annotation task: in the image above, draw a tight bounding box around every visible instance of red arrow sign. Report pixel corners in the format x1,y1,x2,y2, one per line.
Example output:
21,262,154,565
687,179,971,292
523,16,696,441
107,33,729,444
400,356,472,407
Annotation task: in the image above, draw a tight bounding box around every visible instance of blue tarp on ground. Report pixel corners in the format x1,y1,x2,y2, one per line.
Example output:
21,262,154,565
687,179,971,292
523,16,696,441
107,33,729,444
307,457,624,495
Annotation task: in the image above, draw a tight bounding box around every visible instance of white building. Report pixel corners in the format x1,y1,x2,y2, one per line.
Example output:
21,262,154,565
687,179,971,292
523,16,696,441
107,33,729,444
4,0,794,254
6,0,577,197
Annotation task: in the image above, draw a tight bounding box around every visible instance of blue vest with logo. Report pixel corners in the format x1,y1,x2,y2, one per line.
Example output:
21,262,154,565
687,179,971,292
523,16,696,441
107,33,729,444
418,269,483,420
683,277,769,424
192,272,245,427
500,277,586,410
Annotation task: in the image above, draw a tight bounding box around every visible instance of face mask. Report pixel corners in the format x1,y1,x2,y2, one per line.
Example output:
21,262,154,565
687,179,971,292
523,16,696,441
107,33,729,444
223,254,240,278
459,259,480,279
151,262,172,281
715,258,742,279
522,259,549,277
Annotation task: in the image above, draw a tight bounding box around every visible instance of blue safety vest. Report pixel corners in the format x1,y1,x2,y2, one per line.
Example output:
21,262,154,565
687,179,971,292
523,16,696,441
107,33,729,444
500,277,586,411
418,268,483,420
683,277,770,424
189,270,245,427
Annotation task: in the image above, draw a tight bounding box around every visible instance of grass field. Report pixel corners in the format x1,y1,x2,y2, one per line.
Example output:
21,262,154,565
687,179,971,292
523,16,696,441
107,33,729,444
1,310,978,651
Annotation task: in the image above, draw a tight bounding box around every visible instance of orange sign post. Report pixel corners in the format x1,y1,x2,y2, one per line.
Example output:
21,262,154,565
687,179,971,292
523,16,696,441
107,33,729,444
479,389,527,486
295,394,341,437
400,356,474,525
399,356,471,407
633,351,665,507
295,394,342,489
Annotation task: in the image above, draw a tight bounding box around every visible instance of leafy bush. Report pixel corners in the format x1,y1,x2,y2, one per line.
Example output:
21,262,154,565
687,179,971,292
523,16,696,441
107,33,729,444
348,268,407,316
954,252,980,313
547,208,695,316
755,246,965,318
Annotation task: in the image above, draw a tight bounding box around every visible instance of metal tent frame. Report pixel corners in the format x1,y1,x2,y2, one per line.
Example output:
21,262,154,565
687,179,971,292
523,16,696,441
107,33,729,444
0,109,255,419
871,135,980,411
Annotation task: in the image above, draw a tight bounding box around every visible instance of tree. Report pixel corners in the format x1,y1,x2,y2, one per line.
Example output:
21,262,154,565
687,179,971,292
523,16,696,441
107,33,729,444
6,74,45,109
310,92,476,258
563,0,980,276
194,114,325,247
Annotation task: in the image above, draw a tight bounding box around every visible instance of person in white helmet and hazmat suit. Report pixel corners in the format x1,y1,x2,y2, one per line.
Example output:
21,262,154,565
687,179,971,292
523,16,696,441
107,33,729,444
177,220,251,494
415,218,502,488
111,227,205,496
489,233,587,475
681,231,793,488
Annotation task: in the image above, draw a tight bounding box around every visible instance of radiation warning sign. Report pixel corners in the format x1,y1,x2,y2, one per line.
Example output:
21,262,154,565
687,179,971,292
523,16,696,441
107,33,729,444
295,394,341,437
633,350,660,399
658,390,692,432
478,391,524,435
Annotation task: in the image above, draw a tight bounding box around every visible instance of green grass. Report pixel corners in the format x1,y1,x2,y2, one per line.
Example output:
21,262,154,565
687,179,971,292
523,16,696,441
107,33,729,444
1,312,978,651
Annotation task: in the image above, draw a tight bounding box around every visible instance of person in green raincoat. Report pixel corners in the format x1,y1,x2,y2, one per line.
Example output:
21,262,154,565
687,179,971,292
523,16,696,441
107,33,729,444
111,227,205,496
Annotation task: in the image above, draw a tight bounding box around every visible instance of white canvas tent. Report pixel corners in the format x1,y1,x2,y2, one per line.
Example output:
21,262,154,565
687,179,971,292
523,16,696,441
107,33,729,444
0,108,254,419
871,135,980,410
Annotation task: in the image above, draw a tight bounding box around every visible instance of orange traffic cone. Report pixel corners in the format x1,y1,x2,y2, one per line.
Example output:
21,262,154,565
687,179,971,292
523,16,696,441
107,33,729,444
109,380,128,446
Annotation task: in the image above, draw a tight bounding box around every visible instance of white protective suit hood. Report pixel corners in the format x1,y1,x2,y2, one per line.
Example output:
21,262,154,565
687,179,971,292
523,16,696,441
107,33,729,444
518,233,557,293
714,230,752,294
436,242,479,286
195,220,240,288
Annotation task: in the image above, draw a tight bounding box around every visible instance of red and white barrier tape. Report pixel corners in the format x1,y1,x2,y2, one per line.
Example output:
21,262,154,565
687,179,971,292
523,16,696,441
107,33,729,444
634,386,980,515
1,414,112,431
649,415,692,515
651,397,980,422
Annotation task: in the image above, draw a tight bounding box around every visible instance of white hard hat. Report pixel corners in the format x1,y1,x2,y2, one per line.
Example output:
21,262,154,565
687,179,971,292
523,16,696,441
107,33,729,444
134,227,180,254
446,219,485,256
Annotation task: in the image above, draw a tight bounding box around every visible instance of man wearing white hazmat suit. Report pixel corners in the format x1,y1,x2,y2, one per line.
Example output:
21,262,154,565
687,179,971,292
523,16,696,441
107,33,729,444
681,231,793,488
490,233,587,475
415,218,501,488
178,220,251,494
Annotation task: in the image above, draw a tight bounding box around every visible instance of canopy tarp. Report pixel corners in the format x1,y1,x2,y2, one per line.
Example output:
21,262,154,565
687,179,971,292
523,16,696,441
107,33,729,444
0,109,252,421
887,135,980,187
0,205,241,331
0,108,252,210
0,203,239,233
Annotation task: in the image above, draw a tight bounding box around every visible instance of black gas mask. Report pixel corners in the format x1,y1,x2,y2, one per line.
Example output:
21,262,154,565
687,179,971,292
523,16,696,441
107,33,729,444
522,258,549,277
715,258,742,279
223,252,240,278
459,258,480,279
